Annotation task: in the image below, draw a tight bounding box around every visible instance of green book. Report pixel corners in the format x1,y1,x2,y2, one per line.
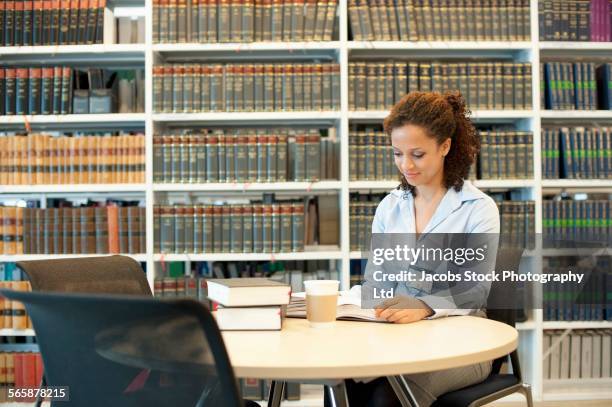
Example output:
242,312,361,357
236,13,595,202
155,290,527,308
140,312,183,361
206,134,219,182
221,206,231,252
291,202,304,252
230,205,243,253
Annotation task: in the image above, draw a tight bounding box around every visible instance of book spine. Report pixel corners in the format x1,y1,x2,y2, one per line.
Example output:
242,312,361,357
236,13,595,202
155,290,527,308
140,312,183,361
60,67,72,114
291,202,304,251
68,0,79,43
15,68,29,115
5,69,17,116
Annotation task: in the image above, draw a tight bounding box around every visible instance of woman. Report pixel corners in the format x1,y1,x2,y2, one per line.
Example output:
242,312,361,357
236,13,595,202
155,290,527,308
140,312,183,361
345,91,500,406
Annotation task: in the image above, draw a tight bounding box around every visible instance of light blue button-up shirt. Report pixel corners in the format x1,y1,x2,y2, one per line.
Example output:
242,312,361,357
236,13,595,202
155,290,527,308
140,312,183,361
365,180,500,319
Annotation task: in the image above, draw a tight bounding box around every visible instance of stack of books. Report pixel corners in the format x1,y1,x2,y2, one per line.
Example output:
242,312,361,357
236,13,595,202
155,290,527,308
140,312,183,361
207,277,291,330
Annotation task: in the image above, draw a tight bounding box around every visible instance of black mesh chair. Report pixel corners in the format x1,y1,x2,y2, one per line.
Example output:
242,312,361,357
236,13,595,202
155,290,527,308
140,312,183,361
16,255,152,406
0,289,253,407
16,255,151,295
432,248,533,407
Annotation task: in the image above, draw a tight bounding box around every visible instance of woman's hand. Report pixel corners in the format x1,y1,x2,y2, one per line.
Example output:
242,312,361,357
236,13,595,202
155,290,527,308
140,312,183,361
375,296,434,323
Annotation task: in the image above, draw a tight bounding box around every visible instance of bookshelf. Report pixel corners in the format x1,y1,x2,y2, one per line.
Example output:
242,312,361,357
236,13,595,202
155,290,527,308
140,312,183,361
1,0,611,404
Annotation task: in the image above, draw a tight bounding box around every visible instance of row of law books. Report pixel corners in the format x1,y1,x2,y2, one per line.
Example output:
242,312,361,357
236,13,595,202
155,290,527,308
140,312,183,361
542,126,612,180
153,128,339,183
542,199,611,248
0,352,43,403
152,0,337,43
0,0,105,46
349,62,532,111
0,67,145,116
544,330,612,380
0,279,32,330
0,202,145,255
496,200,536,250
538,0,612,41
154,201,305,254
543,266,611,322
541,62,612,110
348,129,396,181
152,62,340,113
479,131,534,180
349,194,380,252
0,132,145,186
348,0,531,41
0,66,72,115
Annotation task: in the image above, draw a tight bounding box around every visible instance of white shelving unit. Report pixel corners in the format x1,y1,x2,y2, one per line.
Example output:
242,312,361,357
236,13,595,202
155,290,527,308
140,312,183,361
1,0,612,404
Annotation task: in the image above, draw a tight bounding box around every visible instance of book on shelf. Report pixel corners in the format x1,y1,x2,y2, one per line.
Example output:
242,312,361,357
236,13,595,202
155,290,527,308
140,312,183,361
0,67,145,116
0,201,145,255
478,130,534,180
206,277,291,307
544,329,612,380
542,199,611,248
1,0,106,46
153,62,340,113
0,266,33,330
541,61,612,111
0,132,146,185
539,0,612,42
543,257,610,322
287,285,386,322
0,352,43,403
349,61,532,111
153,0,338,43
153,127,339,183
155,198,310,254
542,126,612,180
349,0,531,41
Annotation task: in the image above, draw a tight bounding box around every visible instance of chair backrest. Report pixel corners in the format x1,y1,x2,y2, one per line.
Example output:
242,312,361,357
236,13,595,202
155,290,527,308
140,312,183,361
486,248,524,378
16,255,151,296
0,289,243,407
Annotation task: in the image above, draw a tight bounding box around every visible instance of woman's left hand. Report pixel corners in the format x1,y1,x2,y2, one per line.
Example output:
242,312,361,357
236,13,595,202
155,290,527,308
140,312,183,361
375,296,434,323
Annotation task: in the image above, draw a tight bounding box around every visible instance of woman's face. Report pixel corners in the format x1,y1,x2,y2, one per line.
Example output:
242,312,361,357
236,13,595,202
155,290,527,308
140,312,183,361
390,124,451,188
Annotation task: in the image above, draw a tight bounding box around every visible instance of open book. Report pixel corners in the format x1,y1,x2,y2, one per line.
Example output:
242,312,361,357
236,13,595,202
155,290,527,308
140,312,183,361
286,285,387,323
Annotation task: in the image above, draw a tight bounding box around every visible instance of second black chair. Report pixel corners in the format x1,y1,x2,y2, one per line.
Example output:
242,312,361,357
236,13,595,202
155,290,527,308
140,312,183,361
0,289,248,407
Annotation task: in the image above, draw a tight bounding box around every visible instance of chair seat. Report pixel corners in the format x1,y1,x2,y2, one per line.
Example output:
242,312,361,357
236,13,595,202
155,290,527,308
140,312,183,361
432,374,520,407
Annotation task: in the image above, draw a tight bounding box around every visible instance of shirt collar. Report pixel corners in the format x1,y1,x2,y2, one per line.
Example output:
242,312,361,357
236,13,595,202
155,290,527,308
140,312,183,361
390,181,484,234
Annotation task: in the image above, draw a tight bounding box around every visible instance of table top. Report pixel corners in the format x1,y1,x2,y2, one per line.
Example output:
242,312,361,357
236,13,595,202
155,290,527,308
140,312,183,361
222,316,518,380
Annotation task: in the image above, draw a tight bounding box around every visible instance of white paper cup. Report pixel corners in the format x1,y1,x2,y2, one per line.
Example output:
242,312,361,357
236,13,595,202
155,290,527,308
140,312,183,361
304,280,339,328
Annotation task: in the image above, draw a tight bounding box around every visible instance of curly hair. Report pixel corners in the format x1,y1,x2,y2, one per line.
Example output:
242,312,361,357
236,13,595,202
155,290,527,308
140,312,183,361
383,91,479,196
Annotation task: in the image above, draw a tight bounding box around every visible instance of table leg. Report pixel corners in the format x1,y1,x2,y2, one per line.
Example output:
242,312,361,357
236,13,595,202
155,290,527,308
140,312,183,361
266,380,285,407
386,376,420,407
324,382,350,407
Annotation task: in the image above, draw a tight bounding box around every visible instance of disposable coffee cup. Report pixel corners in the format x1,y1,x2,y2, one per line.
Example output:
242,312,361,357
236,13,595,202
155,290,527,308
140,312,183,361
304,280,339,328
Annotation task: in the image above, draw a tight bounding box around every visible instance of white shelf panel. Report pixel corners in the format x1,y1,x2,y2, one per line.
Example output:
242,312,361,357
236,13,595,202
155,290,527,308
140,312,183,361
0,329,36,337
543,379,612,401
0,184,146,194
0,254,147,262
541,179,612,189
0,44,145,56
473,179,536,189
349,181,399,190
541,248,612,257
516,321,537,331
154,181,342,192
542,321,612,330
154,42,341,52
155,250,343,262
0,114,146,125
348,180,535,190
541,110,612,119
349,111,534,120
153,112,341,122
540,42,612,51
349,251,367,259
349,41,532,50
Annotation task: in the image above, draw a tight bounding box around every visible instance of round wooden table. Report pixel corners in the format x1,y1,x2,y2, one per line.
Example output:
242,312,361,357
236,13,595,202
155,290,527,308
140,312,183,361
222,316,518,407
